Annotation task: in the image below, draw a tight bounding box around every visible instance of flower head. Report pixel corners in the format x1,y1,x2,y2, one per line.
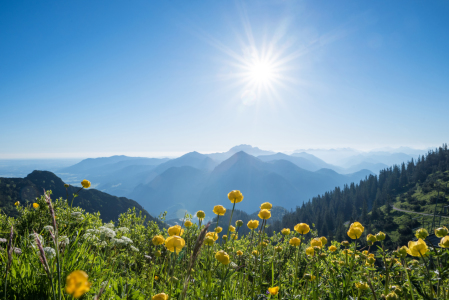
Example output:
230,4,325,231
214,226,222,233
228,190,244,203
406,238,428,257
213,205,226,216
415,228,428,239
247,220,259,230
268,286,279,296
33,203,39,209
184,220,192,228
294,223,310,234
260,202,272,210
152,293,169,300
236,250,243,256
14,201,20,206
215,250,231,265
81,180,91,189
347,222,364,239
206,232,218,241
439,236,449,248
168,225,184,237
235,220,243,227
281,228,290,235
196,210,205,220
229,225,235,232
376,231,386,241
435,226,448,238
329,245,337,252
305,247,315,256
367,234,377,242
65,270,91,298
310,238,322,249
355,282,369,291
252,250,259,256
258,209,271,220
289,237,301,247
165,236,185,253
319,236,328,245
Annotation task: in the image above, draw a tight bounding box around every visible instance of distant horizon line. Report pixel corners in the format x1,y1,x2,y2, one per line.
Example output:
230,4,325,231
0,144,439,160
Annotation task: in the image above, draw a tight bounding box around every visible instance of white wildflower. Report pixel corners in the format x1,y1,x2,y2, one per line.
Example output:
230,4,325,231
29,234,44,247
104,223,115,229
41,247,56,259
120,236,133,244
98,226,116,240
59,236,69,247
43,225,54,233
116,227,129,233
130,245,139,252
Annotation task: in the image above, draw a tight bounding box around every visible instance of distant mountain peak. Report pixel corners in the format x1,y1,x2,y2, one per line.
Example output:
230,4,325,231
229,144,267,152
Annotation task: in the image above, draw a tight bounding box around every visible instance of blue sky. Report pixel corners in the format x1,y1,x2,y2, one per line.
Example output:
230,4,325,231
1,0,448,158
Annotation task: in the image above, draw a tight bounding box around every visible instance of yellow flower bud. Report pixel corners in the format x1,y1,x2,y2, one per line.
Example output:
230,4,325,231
81,179,91,188
415,228,428,239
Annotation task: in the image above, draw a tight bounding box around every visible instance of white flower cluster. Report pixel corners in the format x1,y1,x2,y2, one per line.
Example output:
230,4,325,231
71,212,84,221
43,225,54,233
111,236,133,247
130,245,139,252
29,233,44,248
82,232,100,244
98,226,116,240
42,247,56,259
104,223,115,229
59,236,70,247
117,227,130,233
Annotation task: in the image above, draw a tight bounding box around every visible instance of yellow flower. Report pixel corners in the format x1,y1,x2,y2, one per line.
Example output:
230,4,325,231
406,238,428,257
268,286,279,295
310,238,322,249
168,225,184,236
439,236,449,248
289,237,301,247
415,228,428,239
347,222,364,239
319,236,327,245
152,293,169,300
367,256,375,264
274,246,282,252
213,205,226,216
33,203,39,209
385,291,399,300
367,234,377,242
228,190,244,203
204,237,215,246
164,236,185,253
258,209,271,220
435,226,449,238
376,231,386,241
355,282,369,291
222,235,228,240
229,225,235,232
235,220,243,227
65,270,91,298
294,223,310,234
231,233,238,240
342,249,352,255
341,241,350,247
154,276,159,280
81,179,91,189
14,201,20,206
252,250,259,256
306,246,315,256
236,250,243,256
206,232,219,241
215,250,231,265
260,202,273,210
184,220,192,228
196,210,205,220
397,246,408,258
214,226,222,233
281,228,290,235
329,245,337,252
152,235,165,246
247,220,259,230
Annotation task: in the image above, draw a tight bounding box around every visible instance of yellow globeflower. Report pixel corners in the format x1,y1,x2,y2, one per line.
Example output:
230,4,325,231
258,209,271,220
355,282,369,291
196,210,206,220
406,239,428,257
164,236,185,253
33,203,39,209
260,202,273,210
229,225,236,232
268,286,279,296
213,205,226,216
305,247,315,256
152,293,169,300
214,226,223,233
215,250,231,265
206,232,219,241
236,250,243,256
294,223,310,234
281,228,290,235
415,228,428,239
289,237,301,247
367,234,377,242
65,270,91,298
204,237,215,246
247,220,259,230
228,190,244,203
376,231,386,241
329,245,337,252
435,226,449,238
252,250,259,256
439,236,449,248
152,235,165,246
310,238,322,249
168,225,184,237
347,222,364,239
184,220,193,228
319,236,328,245
81,180,91,189
14,201,20,206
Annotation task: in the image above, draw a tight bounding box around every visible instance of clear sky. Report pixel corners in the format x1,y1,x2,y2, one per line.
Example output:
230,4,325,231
1,0,448,159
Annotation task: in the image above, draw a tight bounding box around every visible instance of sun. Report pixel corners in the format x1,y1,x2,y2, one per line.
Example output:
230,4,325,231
248,60,275,84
